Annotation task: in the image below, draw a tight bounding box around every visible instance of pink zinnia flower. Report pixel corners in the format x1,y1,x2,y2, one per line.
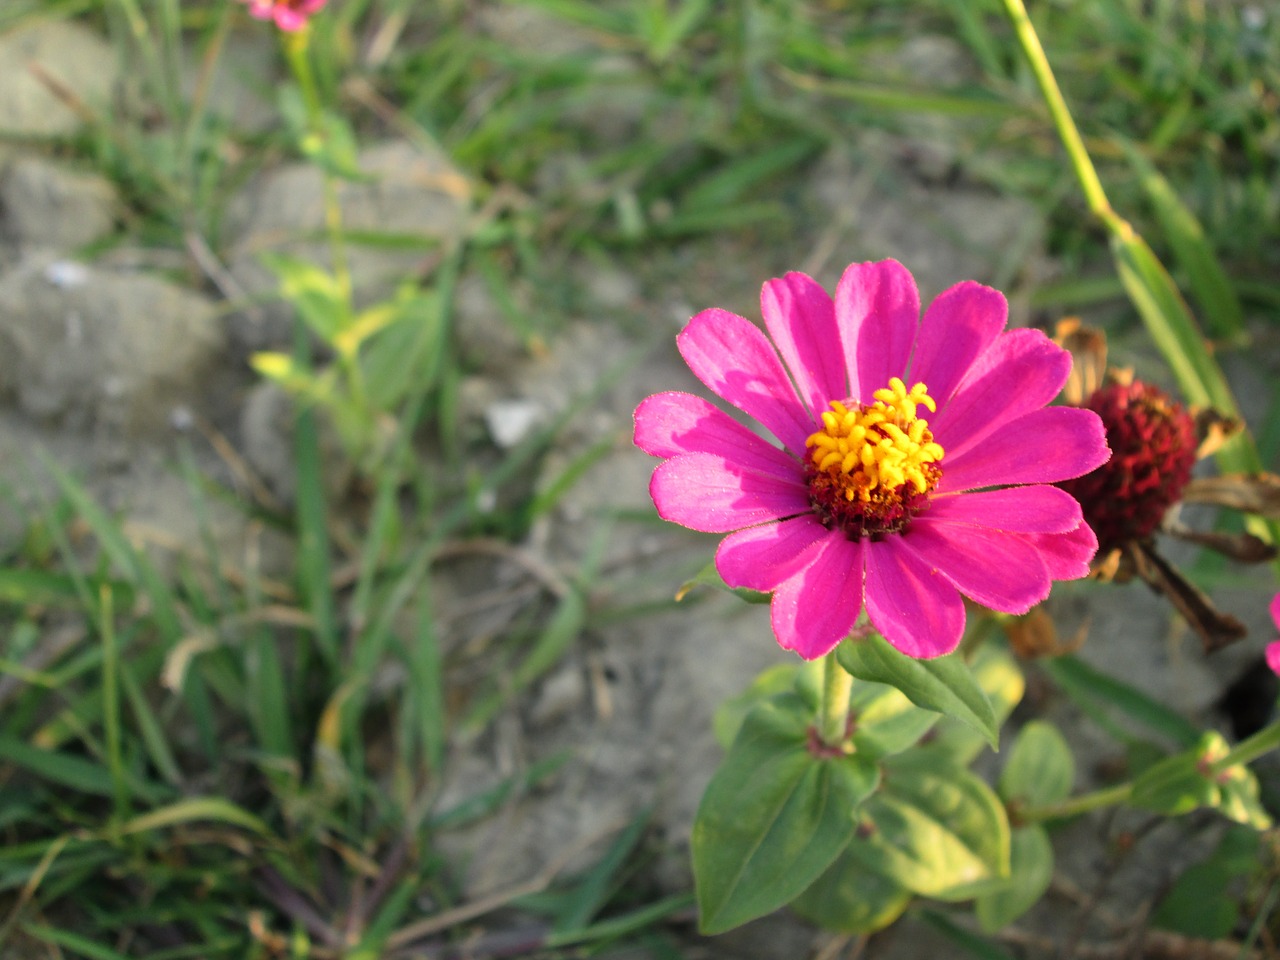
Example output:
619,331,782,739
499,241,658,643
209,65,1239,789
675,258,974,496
240,0,326,31
634,259,1110,660
1266,595,1280,676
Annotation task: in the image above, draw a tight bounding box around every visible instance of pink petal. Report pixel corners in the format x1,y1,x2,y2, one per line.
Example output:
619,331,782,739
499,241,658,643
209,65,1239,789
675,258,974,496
649,452,809,533
770,534,865,660
925,486,1084,534
1266,641,1280,677
936,407,1109,494
899,521,1050,614
273,7,309,29
835,260,919,404
929,328,1071,458
908,281,1007,410
863,536,965,659
1018,522,1099,581
677,308,815,454
633,392,798,480
716,515,831,592
761,272,847,419
297,0,327,12
1271,593,1280,634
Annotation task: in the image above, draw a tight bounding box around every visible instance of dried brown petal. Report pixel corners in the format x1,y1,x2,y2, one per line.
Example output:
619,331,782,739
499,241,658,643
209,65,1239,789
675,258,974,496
1191,408,1241,460
1130,541,1247,653
1054,317,1108,406
1180,473,1280,517
1004,606,1087,659
1089,545,1130,584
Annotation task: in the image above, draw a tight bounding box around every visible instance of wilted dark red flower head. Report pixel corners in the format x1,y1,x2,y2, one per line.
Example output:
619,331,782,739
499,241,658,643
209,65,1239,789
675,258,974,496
1058,379,1197,554
1041,319,1279,655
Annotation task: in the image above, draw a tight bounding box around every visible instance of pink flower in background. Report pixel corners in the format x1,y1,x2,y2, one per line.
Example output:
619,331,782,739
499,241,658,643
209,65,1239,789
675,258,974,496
634,259,1110,660
1266,595,1280,676
240,0,326,31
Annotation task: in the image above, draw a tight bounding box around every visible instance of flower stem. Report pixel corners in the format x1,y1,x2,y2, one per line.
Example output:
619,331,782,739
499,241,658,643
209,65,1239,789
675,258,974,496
1210,719,1280,775
818,653,854,747
1016,782,1133,824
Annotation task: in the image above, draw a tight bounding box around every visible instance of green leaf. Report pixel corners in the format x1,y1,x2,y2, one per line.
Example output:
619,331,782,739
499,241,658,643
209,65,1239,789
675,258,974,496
675,561,770,605
262,253,349,344
360,290,447,413
693,694,880,934
975,826,1054,932
1129,749,1214,816
837,633,998,749
712,663,812,751
846,755,1010,900
1153,825,1260,939
916,645,1025,766
1127,732,1268,827
848,680,940,759
791,848,913,934
999,721,1074,808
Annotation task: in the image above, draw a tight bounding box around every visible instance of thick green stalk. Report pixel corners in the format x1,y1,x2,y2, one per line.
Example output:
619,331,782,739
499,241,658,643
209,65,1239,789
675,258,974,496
818,653,854,747
1210,719,1280,774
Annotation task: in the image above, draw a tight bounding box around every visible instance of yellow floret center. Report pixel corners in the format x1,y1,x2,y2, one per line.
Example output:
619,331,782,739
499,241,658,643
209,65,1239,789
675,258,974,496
805,378,944,508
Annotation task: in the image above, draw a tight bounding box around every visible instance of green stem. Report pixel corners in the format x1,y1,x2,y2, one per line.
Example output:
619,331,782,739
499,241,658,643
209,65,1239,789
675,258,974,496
818,653,854,746
282,27,352,306
1017,782,1132,824
999,0,1115,226
1210,719,1280,775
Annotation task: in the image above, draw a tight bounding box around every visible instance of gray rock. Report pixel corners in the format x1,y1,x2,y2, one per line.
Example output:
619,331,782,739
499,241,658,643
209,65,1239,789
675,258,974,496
452,270,529,375
225,140,471,349
0,254,223,432
238,380,354,506
0,155,117,250
0,21,120,138
808,146,1041,306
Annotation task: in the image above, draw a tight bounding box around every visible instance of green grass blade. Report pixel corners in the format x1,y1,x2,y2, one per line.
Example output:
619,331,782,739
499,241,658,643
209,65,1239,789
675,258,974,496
1122,142,1246,345
552,812,650,933
98,585,128,819
293,394,340,667
1040,655,1200,749
21,924,135,960
119,661,182,787
40,457,183,640
114,796,273,838
0,736,118,797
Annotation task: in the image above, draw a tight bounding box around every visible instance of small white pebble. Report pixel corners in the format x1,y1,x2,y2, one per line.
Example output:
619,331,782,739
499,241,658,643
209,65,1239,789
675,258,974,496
44,260,89,289
484,398,544,449
170,405,195,431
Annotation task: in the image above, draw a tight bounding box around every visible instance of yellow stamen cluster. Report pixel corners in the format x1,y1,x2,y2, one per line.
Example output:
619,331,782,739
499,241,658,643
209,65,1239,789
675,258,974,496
806,378,944,503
